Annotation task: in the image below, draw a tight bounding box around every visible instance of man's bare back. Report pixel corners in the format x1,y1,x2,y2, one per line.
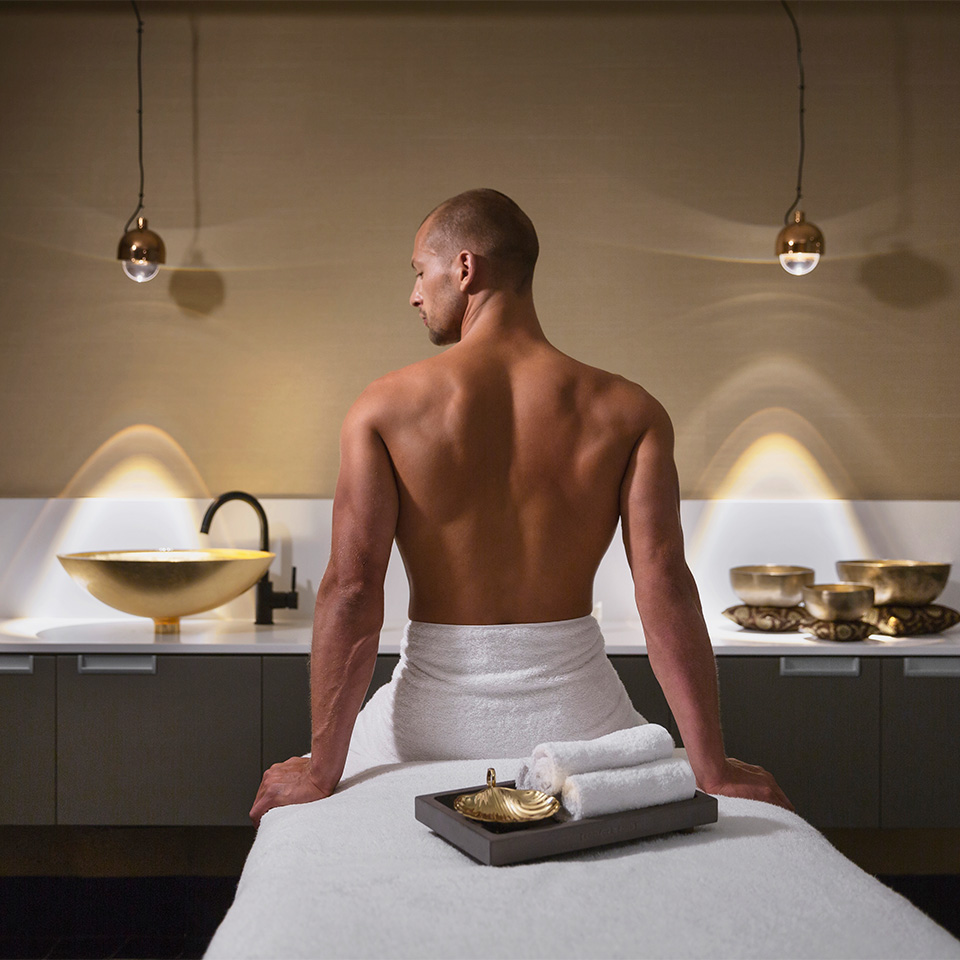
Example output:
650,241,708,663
249,189,792,822
359,334,659,625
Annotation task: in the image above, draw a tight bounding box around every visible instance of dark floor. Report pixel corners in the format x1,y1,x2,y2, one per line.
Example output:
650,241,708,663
0,874,957,958
0,876,239,959
877,874,960,940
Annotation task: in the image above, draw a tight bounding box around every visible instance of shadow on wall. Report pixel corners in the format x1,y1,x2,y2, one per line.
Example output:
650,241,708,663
857,6,953,310
168,253,226,317
166,10,226,318
858,246,952,310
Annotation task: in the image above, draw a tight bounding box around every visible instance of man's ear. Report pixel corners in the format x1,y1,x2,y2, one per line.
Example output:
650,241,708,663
457,250,476,291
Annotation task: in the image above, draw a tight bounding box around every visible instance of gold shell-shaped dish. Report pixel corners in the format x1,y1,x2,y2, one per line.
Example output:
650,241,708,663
454,768,560,824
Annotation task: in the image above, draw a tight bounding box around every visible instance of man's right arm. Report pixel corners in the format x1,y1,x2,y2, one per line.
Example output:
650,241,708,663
249,390,399,824
307,393,399,791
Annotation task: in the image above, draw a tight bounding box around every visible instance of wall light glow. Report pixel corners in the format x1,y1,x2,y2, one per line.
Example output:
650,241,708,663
0,426,225,620
59,424,210,499
712,431,840,501
683,411,874,619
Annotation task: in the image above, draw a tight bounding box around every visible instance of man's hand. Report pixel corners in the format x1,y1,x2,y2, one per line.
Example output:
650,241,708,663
249,756,332,826
698,757,795,811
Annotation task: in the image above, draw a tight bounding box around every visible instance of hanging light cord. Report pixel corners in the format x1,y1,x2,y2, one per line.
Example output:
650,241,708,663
781,0,806,225
123,0,146,234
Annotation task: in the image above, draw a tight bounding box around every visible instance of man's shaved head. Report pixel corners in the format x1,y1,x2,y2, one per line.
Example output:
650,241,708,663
422,189,539,292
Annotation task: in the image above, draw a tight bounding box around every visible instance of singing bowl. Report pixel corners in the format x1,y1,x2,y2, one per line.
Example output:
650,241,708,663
802,583,875,622
57,549,274,634
730,565,815,607
835,560,950,606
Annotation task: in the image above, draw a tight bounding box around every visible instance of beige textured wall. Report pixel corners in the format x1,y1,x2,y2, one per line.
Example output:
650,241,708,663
1,1,957,499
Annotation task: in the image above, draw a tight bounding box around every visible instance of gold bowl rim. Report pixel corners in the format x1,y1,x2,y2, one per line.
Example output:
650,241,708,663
804,582,875,594
57,548,275,562
731,564,815,577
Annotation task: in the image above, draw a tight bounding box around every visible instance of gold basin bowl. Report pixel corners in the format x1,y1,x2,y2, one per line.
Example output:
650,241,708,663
58,549,274,634
802,583,875,622
835,560,950,606
730,565,815,607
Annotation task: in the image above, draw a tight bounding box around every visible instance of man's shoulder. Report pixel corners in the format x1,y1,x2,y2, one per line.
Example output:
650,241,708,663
347,354,448,424
567,355,667,422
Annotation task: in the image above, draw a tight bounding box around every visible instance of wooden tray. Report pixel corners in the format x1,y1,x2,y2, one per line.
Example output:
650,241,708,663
415,779,718,866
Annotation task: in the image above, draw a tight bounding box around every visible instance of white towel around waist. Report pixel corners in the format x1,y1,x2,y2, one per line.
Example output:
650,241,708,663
346,616,644,770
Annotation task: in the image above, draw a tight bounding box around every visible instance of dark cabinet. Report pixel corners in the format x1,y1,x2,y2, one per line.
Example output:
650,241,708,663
56,654,262,826
717,656,881,828
262,654,399,767
262,655,310,768
3,649,957,830
0,654,56,825
608,656,673,733
881,657,960,828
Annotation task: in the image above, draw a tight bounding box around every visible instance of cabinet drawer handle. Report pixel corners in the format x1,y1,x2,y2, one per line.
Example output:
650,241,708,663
77,654,157,675
0,654,34,674
779,656,860,677
903,657,960,678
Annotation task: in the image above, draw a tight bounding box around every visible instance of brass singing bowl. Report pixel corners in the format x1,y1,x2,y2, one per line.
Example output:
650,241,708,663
836,560,950,606
454,768,560,824
802,583,875,622
57,549,274,634
730,565,815,607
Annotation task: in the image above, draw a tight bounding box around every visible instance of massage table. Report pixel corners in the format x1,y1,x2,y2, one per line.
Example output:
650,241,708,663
206,758,960,959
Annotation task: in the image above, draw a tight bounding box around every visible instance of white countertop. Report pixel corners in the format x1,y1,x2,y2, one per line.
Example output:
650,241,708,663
3,497,958,657
1,616,958,656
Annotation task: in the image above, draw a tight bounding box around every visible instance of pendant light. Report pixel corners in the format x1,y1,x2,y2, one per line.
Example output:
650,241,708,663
775,0,823,276
117,0,165,282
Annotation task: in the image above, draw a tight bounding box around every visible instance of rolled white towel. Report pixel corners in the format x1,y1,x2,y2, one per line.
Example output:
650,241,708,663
560,755,696,820
515,723,675,796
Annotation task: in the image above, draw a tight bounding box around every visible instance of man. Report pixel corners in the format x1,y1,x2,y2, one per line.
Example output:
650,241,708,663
250,189,791,825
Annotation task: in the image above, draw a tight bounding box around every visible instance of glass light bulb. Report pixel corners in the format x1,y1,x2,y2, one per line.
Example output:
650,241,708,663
779,252,820,276
122,259,160,283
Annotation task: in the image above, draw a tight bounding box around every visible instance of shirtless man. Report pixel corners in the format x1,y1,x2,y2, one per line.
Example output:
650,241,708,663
250,189,791,824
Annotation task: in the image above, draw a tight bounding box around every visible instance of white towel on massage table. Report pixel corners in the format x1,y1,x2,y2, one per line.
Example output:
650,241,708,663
516,723,675,795
205,758,960,960
561,753,696,819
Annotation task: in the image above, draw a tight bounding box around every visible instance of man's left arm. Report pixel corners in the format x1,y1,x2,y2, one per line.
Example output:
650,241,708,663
620,403,793,810
249,393,398,825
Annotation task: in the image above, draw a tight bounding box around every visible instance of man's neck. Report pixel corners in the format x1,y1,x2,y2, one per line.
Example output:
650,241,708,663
458,288,545,345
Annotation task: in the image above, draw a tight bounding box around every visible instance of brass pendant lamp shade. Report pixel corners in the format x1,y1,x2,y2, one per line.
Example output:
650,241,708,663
118,0,164,283
118,216,165,283
777,1,823,276
776,209,823,276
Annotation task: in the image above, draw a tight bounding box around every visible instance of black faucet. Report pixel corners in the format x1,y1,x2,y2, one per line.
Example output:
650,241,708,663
200,490,298,625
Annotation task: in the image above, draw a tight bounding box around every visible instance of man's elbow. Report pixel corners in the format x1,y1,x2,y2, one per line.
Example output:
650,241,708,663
633,554,700,608
316,568,385,621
